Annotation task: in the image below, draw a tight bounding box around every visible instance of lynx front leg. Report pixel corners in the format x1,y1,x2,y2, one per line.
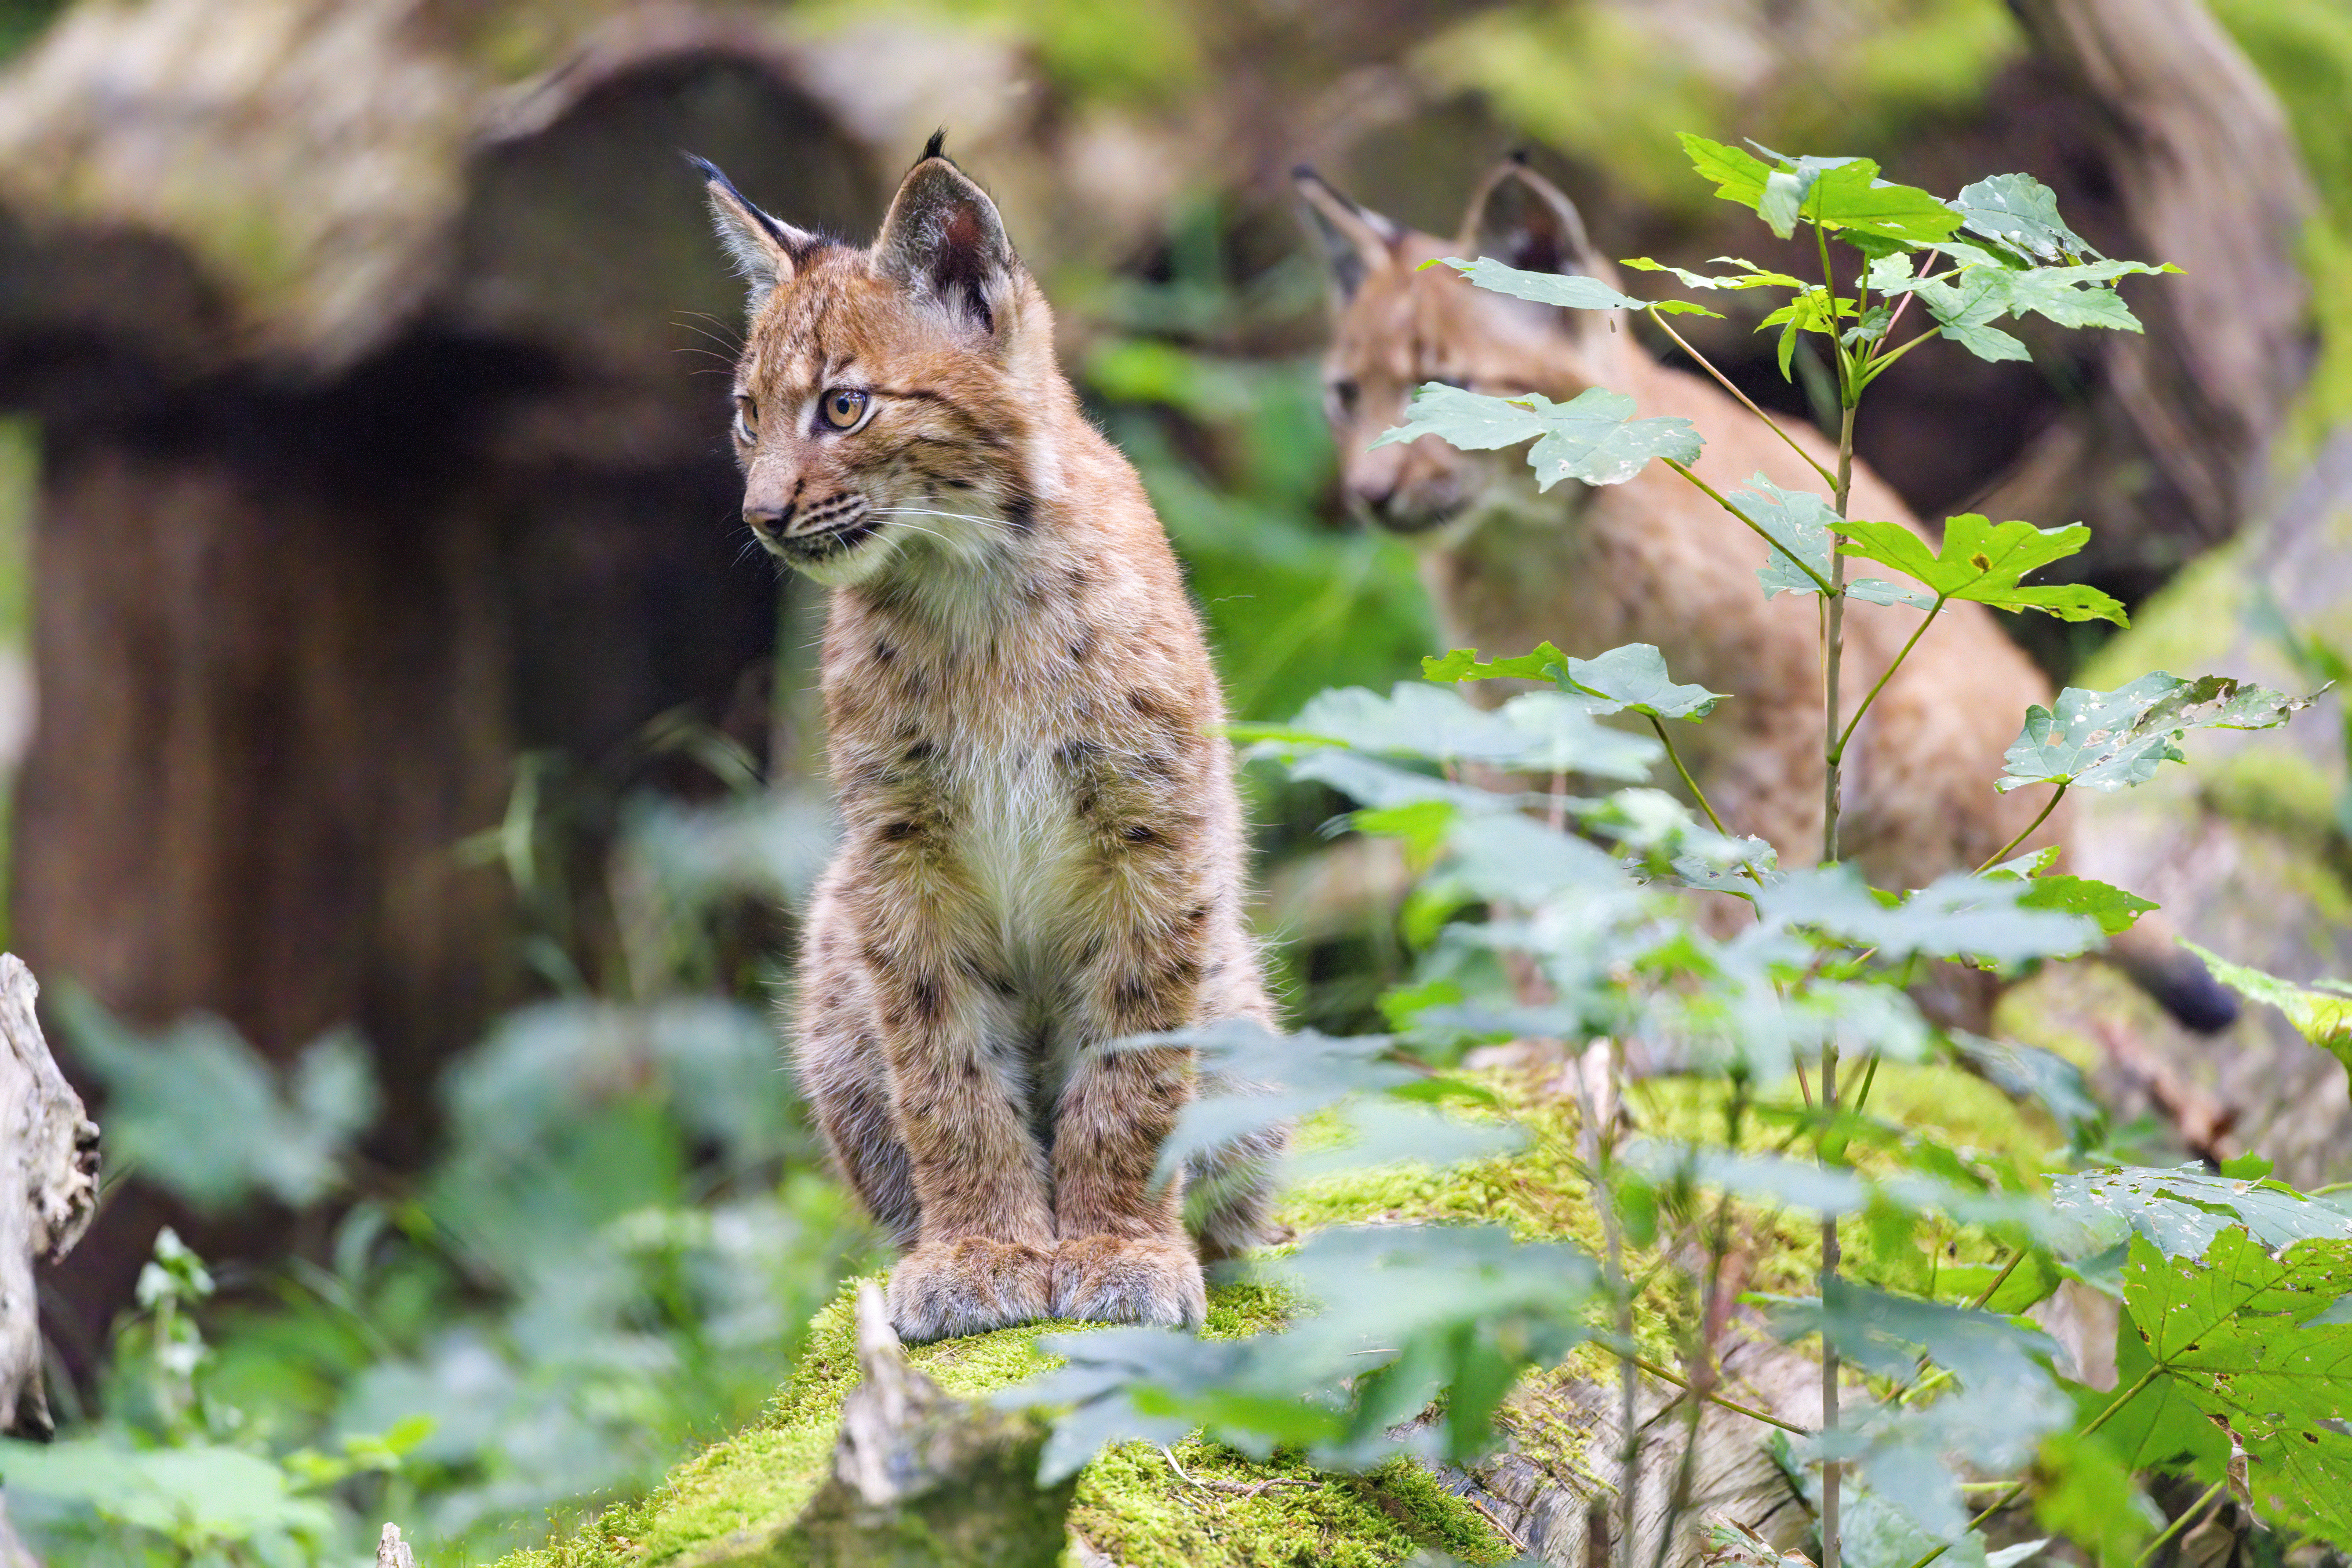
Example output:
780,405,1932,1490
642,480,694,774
1046,872,1223,1328
850,874,1057,1342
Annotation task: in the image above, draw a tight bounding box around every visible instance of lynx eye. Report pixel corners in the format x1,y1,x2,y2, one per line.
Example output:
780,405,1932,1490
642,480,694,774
732,393,757,442
1329,378,1360,415
820,388,870,430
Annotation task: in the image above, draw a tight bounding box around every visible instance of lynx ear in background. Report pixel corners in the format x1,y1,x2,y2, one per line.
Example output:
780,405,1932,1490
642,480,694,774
1460,159,1598,278
692,155,819,314
1293,166,1399,305
873,134,1022,339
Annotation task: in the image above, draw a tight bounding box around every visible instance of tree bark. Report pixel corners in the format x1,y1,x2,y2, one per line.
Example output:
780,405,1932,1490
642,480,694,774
0,953,96,1440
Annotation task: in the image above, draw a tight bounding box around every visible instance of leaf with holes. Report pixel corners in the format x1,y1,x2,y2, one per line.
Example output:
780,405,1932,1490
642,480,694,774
1834,515,2125,624
2009,875,2156,935
1996,673,2319,794
2119,1228,2352,1542
2047,1164,2352,1261
1433,255,1719,317
1949,173,2097,262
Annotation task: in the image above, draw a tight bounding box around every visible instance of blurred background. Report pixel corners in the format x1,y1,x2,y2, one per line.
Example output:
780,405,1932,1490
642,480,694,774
0,0,2348,1559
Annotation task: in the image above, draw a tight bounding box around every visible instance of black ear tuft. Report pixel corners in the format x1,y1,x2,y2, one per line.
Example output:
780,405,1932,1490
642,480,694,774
1293,168,1397,305
923,127,949,163
692,153,819,313
1507,146,1533,166
874,156,1019,337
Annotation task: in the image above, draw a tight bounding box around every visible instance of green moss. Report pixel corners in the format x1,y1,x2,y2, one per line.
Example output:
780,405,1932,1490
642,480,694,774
2198,746,2341,840
497,1055,2070,1567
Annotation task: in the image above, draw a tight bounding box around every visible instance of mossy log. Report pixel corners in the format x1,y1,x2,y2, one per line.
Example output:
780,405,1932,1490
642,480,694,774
502,1062,2072,1568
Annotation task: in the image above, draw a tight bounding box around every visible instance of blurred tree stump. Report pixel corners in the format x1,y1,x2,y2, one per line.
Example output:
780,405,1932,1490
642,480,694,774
0,0,880,1342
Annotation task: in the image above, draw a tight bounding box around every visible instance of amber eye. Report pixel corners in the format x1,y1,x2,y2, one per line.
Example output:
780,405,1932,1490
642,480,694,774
732,393,757,442
820,388,870,430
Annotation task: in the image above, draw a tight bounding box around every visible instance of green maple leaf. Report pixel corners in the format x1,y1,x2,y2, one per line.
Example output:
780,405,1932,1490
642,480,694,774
2010,874,2156,935
1733,475,1932,608
1948,173,2097,263
1997,673,2319,794
1374,385,1703,489
1834,514,2126,625
2119,1228,2352,1541
1433,255,1718,317
1560,643,1726,720
1422,643,1572,684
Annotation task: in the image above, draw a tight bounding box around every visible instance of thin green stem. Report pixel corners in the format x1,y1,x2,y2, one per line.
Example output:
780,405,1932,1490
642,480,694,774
1646,308,1838,490
1628,1357,1813,1438
1833,595,1948,763
1854,325,1940,390
1661,458,1838,596
1897,1367,2161,1568
1849,1053,1881,1118
2134,1477,2229,1567
1819,1044,1843,1568
1966,1250,2026,1312
1974,784,2068,875
1650,716,1732,839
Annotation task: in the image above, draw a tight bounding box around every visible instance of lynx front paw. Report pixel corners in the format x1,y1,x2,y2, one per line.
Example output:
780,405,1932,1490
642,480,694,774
1050,1234,1206,1329
885,1237,1054,1342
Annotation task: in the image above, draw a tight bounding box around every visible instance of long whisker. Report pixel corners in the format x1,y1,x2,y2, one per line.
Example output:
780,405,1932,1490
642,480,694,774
670,316,743,353
870,506,1019,537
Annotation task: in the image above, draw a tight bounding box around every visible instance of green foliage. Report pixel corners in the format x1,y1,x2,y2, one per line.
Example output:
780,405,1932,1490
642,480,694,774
1834,515,2126,625
2177,940,2352,1078
1431,255,1717,317
61,994,375,1214
2119,1229,2352,1539
1035,128,2352,1568
1997,673,2319,794
1374,384,1703,490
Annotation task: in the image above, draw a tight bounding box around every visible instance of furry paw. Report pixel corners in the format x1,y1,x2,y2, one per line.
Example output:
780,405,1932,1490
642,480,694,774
885,1237,1054,1342
1050,1234,1206,1329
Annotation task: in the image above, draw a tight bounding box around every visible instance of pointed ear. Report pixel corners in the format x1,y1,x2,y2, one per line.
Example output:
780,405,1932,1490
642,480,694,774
692,155,817,314
872,149,1021,338
1293,166,1397,304
1460,160,1599,278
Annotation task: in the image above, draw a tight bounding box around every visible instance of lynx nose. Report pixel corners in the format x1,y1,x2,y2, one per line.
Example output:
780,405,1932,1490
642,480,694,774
745,500,796,534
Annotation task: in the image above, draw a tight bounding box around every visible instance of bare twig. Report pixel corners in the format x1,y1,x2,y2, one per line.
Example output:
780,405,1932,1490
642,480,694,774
1156,1446,1318,1500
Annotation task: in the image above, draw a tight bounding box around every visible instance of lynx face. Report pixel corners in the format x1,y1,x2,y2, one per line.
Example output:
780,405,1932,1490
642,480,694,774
699,149,1049,591
1298,162,1629,538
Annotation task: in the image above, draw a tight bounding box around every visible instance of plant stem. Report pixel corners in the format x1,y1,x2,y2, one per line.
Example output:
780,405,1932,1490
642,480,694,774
1833,595,1947,762
1897,1367,2161,1568
1819,1044,1842,1568
1650,715,1732,838
1974,784,2068,874
1648,1084,1753,1568
1822,402,1856,866
1966,1250,2026,1312
1849,1052,1881,1117
1646,309,1838,489
1660,458,1838,596
2134,1477,2229,1567
1625,1365,1813,1438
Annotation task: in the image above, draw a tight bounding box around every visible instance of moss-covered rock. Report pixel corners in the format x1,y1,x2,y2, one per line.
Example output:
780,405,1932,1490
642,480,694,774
491,1060,2062,1568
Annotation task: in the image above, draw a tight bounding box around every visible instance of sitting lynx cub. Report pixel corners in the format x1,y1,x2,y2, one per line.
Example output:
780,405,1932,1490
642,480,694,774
1297,157,2233,1030
699,138,1278,1340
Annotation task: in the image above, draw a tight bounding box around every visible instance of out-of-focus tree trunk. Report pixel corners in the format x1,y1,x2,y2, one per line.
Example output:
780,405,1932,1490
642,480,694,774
1990,0,2316,574
0,0,881,1350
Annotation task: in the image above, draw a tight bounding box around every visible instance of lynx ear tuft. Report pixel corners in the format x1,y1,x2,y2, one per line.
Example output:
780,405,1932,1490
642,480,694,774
1293,167,1398,306
1461,161,1596,279
692,154,818,314
874,152,1019,338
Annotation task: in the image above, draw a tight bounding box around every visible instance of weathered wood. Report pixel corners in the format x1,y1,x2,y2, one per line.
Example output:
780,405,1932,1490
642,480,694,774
375,1522,418,1568
0,954,97,1440
770,1284,1076,1568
